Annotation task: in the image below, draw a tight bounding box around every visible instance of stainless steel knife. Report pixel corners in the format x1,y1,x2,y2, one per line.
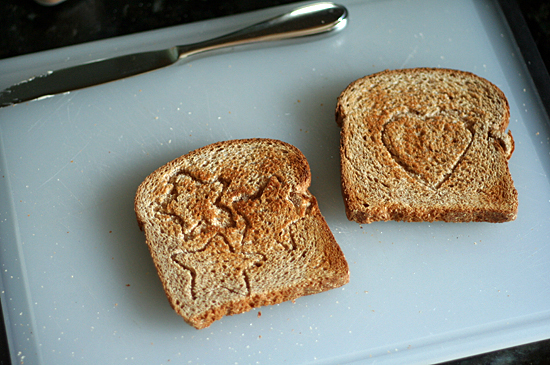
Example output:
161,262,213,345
0,2,347,107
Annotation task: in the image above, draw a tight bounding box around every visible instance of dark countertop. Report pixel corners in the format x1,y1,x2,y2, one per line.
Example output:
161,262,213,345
515,0,550,71
0,1,549,365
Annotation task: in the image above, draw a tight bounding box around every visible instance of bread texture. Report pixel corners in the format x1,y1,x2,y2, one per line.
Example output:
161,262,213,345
135,138,349,329
336,68,518,223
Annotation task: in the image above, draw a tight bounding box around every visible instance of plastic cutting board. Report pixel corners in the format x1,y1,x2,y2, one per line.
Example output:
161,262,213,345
1,0,549,364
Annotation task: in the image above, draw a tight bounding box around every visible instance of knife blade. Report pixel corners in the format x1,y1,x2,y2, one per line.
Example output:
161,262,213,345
0,2,347,107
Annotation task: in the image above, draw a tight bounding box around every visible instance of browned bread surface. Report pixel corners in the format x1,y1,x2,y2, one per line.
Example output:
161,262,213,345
336,68,518,223
135,138,349,329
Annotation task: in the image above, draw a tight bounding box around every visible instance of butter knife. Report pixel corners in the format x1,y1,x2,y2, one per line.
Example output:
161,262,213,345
0,2,347,107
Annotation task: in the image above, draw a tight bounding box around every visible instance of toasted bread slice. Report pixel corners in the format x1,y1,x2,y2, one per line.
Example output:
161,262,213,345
135,138,349,329
336,68,518,223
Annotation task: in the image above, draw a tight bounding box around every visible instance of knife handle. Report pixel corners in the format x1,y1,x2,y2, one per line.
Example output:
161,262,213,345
177,2,347,59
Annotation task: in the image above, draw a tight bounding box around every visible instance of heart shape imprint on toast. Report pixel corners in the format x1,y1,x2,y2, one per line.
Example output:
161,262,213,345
382,113,473,189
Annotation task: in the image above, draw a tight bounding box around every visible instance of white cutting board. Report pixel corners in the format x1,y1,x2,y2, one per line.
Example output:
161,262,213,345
1,0,549,364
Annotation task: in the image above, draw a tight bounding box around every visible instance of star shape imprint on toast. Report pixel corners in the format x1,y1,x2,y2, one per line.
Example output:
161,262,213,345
166,174,232,236
171,234,263,300
234,176,301,251
161,173,238,251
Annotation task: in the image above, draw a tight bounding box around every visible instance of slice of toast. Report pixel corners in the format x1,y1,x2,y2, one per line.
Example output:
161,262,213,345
135,138,349,329
336,68,518,223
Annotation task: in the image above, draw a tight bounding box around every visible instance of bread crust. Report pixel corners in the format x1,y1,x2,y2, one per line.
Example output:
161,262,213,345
336,68,518,223
135,138,349,329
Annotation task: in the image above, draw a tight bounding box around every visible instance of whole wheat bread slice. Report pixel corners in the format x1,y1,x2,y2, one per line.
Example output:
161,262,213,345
135,138,349,329
336,68,518,223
